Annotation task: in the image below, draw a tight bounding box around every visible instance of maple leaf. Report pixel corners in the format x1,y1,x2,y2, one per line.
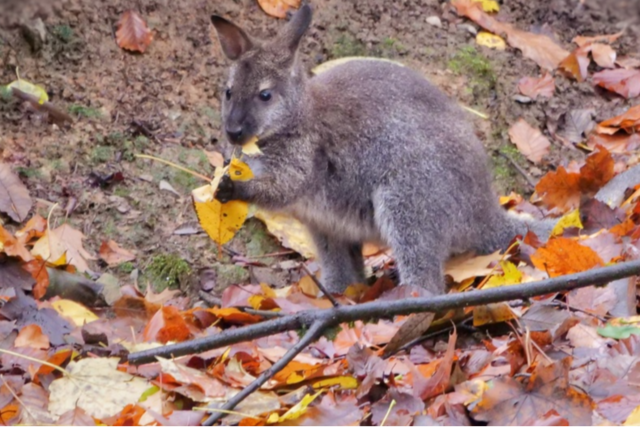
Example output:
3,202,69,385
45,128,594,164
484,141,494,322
579,145,615,194
31,223,96,272
508,118,551,164
0,224,33,261
535,166,581,212
257,0,300,19
116,10,153,53
0,163,32,223
593,69,640,99
597,104,640,135
416,330,457,399
518,73,555,99
530,237,604,277
451,0,569,70
472,358,593,425
144,305,191,343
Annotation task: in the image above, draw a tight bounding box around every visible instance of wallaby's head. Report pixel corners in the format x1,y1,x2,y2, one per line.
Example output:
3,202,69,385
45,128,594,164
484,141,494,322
211,5,312,146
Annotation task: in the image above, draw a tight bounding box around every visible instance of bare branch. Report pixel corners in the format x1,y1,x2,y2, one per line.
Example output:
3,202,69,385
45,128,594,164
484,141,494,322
129,259,640,365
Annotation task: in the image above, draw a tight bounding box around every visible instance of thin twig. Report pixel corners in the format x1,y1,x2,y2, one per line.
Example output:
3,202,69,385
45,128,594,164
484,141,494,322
300,264,340,307
497,150,537,188
129,259,640,365
202,319,330,425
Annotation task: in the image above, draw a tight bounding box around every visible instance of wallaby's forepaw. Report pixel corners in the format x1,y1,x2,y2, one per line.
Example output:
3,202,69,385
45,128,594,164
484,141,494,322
215,175,235,203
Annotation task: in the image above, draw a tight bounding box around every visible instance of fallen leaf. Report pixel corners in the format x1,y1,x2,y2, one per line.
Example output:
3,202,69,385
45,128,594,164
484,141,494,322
572,31,624,47
99,240,136,266
144,305,191,343
508,118,551,163
597,104,640,134
474,303,518,327
472,358,593,425
531,237,604,277
51,299,99,327
14,324,49,349
417,330,457,399
203,150,224,168
7,77,48,105
452,0,569,70
157,358,226,399
555,109,596,144
0,225,33,261
551,209,583,236
593,69,640,99
48,358,151,419
0,258,35,290
558,45,591,82
591,43,617,68
472,0,499,12
0,163,32,223
56,407,96,426
383,312,436,358
257,0,300,19
31,223,95,272
445,251,502,283
579,145,615,194
15,214,47,245
268,390,322,423
535,167,581,211
598,324,640,339
518,73,555,99
116,10,153,53
371,390,425,426
476,31,506,50
483,260,522,288
242,136,263,156
254,209,316,258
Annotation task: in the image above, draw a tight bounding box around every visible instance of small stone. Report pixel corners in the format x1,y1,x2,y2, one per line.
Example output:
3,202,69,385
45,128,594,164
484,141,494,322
457,23,478,36
513,94,533,104
426,16,442,28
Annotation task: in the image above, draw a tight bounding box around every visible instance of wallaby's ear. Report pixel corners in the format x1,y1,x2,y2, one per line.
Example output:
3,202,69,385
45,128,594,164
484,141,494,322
277,4,312,53
211,15,253,60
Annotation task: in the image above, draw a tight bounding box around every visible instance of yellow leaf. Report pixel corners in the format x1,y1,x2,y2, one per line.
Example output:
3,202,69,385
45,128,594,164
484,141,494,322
311,376,358,390
260,282,277,298
473,302,518,326
254,209,316,258
273,391,323,423
476,31,506,50
551,209,583,236
194,199,248,245
7,78,49,105
51,299,99,326
242,136,263,156
248,295,266,310
484,261,523,289
31,224,95,272
624,404,640,426
472,0,499,12
229,158,254,181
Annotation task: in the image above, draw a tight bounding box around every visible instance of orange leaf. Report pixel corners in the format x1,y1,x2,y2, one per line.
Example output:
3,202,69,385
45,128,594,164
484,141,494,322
535,167,581,212
99,240,136,266
22,258,49,299
15,214,47,245
209,307,263,325
508,118,551,164
572,31,623,47
593,69,640,99
591,43,617,68
558,46,591,82
35,349,72,376
273,360,323,385
0,403,19,424
578,145,615,194
517,73,555,99
116,10,153,53
418,330,457,399
144,306,191,343
0,225,33,261
610,218,635,237
530,237,604,277
257,0,301,19
597,104,640,135
15,324,49,349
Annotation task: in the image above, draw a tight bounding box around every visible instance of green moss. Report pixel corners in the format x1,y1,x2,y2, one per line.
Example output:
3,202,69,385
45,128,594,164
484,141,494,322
172,170,199,192
0,86,12,101
51,25,74,43
90,145,114,164
113,187,130,197
330,34,367,58
448,46,496,98
118,262,135,274
376,37,407,58
102,218,116,238
215,264,249,288
69,104,102,118
16,167,42,179
235,219,281,262
146,254,192,290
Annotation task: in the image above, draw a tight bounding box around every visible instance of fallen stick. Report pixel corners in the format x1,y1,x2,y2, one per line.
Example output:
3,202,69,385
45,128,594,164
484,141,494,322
129,259,640,366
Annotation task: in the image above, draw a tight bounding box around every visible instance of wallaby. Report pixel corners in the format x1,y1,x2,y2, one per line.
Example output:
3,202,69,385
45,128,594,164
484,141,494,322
210,5,549,296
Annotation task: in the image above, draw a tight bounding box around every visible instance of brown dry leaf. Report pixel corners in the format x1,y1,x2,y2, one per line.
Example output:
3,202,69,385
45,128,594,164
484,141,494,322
14,324,49,349
572,31,624,47
472,358,593,425
0,163,32,223
417,330,457,400
558,46,591,82
116,10,153,53
518,73,555,99
578,145,615,194
257,0,300,19
31,224,96,272
382,312,436,358
591,43,617,68
535,167,581,212
99,240,136,266
0,225,33,261
593,69,640,99
474,303,518,327
144,306,191,343
597,104,640,134
508,118,551,164
203,150,224,168
445,251,502,283
452,0,569,70
15,215,47,245
21,258,49,299
530,237,604,277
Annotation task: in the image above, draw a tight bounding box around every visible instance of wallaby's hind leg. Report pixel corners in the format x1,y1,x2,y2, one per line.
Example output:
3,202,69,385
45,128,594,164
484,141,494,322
311,230,364,293
374,191,449,296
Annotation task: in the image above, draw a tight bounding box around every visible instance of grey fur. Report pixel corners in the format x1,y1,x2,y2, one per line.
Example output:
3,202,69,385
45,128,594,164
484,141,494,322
211,5,541,296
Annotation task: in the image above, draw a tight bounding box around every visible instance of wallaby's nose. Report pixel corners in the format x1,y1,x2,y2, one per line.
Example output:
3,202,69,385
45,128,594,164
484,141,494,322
226,127,243,143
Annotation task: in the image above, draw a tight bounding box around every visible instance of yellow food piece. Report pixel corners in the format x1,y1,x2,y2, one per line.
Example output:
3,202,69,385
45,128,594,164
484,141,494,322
476,31,506,50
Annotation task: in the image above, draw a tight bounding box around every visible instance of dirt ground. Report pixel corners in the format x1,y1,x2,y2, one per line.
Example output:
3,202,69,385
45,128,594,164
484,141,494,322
1,0,639,298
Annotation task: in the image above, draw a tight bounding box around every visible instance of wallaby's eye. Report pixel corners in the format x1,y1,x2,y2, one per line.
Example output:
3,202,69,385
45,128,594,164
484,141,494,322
225,88,232,101
259,90,272,102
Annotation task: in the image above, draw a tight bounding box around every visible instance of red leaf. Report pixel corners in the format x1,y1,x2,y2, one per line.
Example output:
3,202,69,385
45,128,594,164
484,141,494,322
144,306,191,343
593,69,640,99
116,10,153,53
508,118,551,164
518,73,555,99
